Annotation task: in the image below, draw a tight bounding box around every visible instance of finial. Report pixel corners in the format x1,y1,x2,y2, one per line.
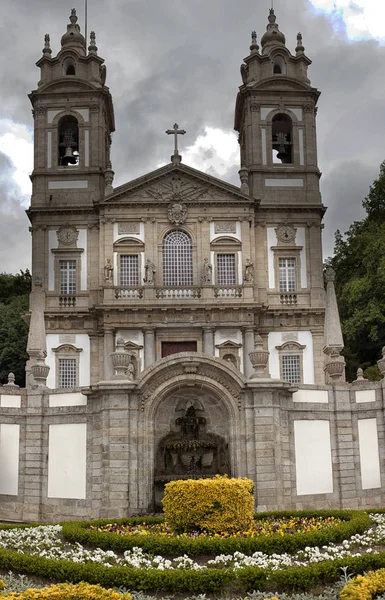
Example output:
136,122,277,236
325,267,335,282
42,34,52,57
296,32,305,55
70,8,78,24
88,31,98,54
4,373,19,388
250,31,260,53
269,7,276,23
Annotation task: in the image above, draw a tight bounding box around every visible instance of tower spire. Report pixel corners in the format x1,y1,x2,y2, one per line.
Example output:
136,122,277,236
260,6,286,52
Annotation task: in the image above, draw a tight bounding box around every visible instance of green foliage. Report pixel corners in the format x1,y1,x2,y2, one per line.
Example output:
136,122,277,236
61,510,370,557
0,271,31,387
330,161,385,381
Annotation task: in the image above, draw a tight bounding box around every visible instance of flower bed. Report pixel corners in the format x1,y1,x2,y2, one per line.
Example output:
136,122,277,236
0,511,382,593
0,582,132,599
62,510,370,556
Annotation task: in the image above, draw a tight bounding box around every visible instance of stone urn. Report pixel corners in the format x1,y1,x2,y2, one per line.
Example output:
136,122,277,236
377,347,385,378
31,363,50,387
110,337,131,379
249,335,269,379
325,351,345,382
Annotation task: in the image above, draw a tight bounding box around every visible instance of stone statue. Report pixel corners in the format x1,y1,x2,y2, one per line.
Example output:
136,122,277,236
144,259,156,285
104,259,113,283
245,259,254,283
201,258,212,284
126,360,135,381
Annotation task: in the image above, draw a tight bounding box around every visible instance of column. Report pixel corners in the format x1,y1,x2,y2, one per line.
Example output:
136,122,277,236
144,328,156,368
202,327,215,356
243,327,255,379
104,329,114,380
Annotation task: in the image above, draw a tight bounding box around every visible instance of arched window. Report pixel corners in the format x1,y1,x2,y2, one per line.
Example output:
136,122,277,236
273,55,286,75
163,230,193,286
58,116,79,166
272,113,293,164
63,57,76,76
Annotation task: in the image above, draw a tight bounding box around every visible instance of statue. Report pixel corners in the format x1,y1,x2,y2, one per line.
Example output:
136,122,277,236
244,259,254,283
126,360,135,381
201,258,212,284
104,259,113,283
144,259,156,285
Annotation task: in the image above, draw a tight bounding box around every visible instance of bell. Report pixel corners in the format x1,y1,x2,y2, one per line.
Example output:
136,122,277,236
276,143,288,161
62,147,77,165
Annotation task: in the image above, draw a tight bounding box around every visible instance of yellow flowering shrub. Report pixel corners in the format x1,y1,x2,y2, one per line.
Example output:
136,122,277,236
0,582,132,600
0,582,6,591
340,569,385,600
162,475,254,534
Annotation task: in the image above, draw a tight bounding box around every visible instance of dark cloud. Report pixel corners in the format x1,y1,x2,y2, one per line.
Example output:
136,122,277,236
0,0,383,270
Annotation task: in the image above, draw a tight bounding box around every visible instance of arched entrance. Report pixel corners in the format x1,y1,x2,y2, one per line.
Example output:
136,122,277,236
153,388,231,509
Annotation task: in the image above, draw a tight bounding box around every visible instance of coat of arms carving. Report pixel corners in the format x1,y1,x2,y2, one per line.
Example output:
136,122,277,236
167,202,187,225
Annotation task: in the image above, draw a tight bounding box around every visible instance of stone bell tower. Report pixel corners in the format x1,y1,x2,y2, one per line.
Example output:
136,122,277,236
234,9,321,207
28,8,115,211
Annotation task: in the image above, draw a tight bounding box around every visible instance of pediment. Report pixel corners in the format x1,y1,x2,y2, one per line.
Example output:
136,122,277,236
250,78,313,93
104,163,254,206
215,340,242,349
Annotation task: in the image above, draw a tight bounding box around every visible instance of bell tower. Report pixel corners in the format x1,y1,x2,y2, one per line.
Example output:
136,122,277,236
234,9,321,206
29,9,115,209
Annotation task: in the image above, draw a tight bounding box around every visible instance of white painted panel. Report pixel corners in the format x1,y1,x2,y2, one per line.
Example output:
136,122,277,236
46,333,60,389
265,179,304,187
267,228,276,289
293,389,328,404
268,331,314,384
84,130,89,167
77,229,87,291
116,329,145,372
299,129,304,165
113,222,145,243
113,251,118,286
268,331,282,379
237,250,242,284
358,418,381,489
73,108,90,121
296,227,307,288
210,221,241,242
47,109,62,124
49,392,87,407
261,106,276,120
0,395,21,408
210,250,215,282
48,230,57,291
356,389,376,403
294,420,333,496
141,251,145,285
261,128,267,165
0,424,20,495
287,107,303,121
48,180,88,190
47,131,52,169
77,334,90,387
48,423,87,499
214,329,243,373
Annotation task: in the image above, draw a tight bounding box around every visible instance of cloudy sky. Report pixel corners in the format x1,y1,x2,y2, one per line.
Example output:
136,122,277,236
1,0,384,273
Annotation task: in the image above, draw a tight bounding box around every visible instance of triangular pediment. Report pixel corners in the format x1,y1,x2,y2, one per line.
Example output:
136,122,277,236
104,163,255,206
215,340,242,349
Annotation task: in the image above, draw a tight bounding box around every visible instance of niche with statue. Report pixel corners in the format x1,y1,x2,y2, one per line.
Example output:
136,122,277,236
154,398,230,509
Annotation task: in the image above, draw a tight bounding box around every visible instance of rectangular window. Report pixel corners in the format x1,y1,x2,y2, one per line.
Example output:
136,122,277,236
279,258,296,292
120,255,139,286
60,260,76,295
282,355,301,384
58,358,77,388
217,254,236,285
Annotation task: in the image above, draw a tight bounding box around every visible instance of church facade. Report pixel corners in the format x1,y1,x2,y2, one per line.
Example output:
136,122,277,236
0,9,385,522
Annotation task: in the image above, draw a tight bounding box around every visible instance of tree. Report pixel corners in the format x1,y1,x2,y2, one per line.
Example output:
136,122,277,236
329,161,385,381
0,271,31,386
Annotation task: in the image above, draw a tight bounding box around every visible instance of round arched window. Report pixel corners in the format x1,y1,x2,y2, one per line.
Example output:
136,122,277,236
163,230,193,286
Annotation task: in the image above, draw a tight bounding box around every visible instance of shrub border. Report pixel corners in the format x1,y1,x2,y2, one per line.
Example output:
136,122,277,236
61,510,370,557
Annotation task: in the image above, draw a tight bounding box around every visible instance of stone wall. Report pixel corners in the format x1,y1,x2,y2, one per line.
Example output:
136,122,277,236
0,357,384,522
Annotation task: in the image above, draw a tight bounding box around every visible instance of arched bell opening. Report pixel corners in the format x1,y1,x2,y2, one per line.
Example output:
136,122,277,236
58,115,79,166
62,57,76,76
272,113,293,164
272,55,286,75
153,388,231,510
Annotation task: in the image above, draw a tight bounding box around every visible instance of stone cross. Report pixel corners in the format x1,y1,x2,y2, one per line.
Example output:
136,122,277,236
166,123,186,164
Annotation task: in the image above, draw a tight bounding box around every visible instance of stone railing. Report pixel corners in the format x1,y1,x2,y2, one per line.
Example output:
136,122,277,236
115,287,143,299
214,286,243,298
59,295,76,307
155,287,202,299
280,293,297,305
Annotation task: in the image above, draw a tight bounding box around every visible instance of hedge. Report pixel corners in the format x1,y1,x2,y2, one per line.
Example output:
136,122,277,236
61,510,371,557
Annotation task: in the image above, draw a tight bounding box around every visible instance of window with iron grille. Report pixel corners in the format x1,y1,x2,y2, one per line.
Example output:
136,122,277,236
60,260,76,295
282,355,301,384
120,255,139,286
279,258,296,292
163,230,193,286
58,358,77,388
217,254,236,285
